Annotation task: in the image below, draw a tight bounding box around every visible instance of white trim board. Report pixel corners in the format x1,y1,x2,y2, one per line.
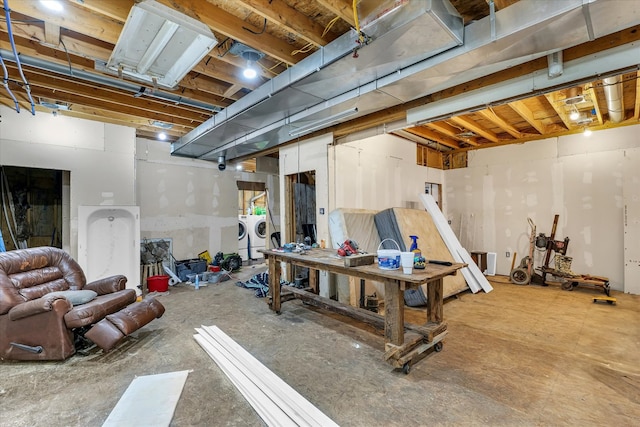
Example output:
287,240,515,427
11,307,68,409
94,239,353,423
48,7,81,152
102,370,190,427
420,194,493,293
194,325,339,427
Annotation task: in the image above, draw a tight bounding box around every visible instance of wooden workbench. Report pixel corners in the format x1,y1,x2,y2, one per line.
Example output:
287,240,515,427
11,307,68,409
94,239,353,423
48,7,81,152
260,248,464,373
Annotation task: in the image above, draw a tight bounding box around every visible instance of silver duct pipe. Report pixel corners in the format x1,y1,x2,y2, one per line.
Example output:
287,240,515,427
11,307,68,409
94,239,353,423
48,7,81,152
603,76,624,123
0,49,221,113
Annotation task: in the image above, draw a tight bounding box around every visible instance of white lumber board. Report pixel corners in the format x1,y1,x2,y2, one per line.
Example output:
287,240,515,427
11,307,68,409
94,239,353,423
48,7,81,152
102,370,189,427
200,325,338,427
420,194,493,293
194,333,293,427
194,330,301,427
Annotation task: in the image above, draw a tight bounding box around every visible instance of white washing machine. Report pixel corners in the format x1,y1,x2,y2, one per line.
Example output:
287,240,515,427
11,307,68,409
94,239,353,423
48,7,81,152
248,214,267,258
238,215,249,261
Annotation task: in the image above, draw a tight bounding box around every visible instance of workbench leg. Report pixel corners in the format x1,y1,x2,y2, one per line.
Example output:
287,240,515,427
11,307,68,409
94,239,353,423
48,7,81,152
309,268,318,294
384,282,405,346
427,278,443,324
269,257,282,313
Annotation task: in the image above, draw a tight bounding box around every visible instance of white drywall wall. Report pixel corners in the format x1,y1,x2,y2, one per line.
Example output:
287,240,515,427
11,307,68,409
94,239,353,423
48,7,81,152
329,133,444,214
444,125,640,291
0,106,135,257
136,138,279,260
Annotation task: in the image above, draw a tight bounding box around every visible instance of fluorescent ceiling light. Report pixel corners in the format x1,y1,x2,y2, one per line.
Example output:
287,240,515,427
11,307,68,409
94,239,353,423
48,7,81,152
107,0,218,89
289,108,359,137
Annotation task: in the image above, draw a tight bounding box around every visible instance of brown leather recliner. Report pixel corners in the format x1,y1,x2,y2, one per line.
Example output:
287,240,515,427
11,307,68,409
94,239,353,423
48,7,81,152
0,247,165,361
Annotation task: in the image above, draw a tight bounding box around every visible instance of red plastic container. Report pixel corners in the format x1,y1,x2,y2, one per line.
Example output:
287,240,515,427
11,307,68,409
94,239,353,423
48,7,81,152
147,275,169,292
209,265,221,272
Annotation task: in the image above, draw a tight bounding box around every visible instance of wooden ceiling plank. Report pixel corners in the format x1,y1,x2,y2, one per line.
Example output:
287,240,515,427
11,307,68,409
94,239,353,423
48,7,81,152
43,22,60,47
236,0,335,47
26,85,201,127
634,71,640,120
425,121,480,145
585,85,604,125
317,0,356,27
75,0,133,23
157,0,303,65
449,116,499,143
543,92,573,130
406,127,461,149
223,83,244,99
508,100,547,134
191,59,260,91
7,64,210,125
7,0,123,44
476,108,523,138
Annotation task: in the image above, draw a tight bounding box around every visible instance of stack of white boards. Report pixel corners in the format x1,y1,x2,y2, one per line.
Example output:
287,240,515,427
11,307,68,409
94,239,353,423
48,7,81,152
194,325,339,427
420,194,492,293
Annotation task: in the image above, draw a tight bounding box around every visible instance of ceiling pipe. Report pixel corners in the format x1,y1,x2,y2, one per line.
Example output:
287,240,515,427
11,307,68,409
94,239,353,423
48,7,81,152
602,75,624,123
0,49,221,113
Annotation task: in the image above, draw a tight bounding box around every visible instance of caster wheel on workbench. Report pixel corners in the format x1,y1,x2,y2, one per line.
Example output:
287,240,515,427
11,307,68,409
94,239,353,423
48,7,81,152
434,342,443,352
402,362,411,375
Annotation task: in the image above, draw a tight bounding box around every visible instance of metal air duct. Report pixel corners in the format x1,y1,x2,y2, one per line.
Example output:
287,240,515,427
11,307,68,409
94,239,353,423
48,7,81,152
603,76,624,123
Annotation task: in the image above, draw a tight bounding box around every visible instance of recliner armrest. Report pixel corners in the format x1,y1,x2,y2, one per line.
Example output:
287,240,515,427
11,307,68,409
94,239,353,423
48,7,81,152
8,296,73,321
84,275,127,295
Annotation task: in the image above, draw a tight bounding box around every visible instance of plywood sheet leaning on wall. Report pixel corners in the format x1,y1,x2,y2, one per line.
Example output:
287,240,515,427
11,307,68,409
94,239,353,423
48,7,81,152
328,208,384,304
389,208,469,298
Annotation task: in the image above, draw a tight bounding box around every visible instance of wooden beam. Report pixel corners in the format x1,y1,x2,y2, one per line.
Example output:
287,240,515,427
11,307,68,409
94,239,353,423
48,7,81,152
476,108,524,138
157,0,303,65
236,0,336,47
317,0,356,27
405,127,461,149
223,84,244,99
75,0,133,23
43,22,60,47
508,100,547,134
584,85,604,125
426,121,480,145
191,60,261,91
635,71,640,120
449,116,499,143
543,92,573,130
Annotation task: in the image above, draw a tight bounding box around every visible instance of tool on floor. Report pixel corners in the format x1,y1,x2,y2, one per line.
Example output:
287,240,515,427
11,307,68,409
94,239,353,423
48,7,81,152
593,296,616,305
510,217,536,285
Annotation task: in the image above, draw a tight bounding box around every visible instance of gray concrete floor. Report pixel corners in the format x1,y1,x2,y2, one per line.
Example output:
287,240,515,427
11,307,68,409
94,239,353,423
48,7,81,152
1,265,639,426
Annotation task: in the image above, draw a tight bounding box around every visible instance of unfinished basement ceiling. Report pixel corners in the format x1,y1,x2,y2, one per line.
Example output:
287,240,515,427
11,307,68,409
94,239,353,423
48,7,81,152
0,0,638,164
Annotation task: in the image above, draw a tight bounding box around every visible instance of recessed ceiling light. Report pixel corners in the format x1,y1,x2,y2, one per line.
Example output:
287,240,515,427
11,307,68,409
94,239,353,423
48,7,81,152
158,132,167,141
39,0,63,12
569,109,580,121
243,66,257,79
583,128,592,137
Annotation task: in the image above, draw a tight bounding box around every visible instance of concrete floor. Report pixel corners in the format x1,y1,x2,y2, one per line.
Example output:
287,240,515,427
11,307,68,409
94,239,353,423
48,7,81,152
1,265,639,426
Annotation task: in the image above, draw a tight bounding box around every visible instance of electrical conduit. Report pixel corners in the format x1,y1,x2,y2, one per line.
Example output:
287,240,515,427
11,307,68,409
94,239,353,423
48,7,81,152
0,55,20,112
3,0,35,115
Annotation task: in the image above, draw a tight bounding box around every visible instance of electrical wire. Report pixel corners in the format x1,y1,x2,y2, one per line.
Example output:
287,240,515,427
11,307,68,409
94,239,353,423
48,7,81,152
3,0,35,115
59,38,74,77
0,55,20,112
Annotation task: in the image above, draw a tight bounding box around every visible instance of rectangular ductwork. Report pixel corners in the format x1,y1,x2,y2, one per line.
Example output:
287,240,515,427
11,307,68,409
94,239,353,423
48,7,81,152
171,0,464,160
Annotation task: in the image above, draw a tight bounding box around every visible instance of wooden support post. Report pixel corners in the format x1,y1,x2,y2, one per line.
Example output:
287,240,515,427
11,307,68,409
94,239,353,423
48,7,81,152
384,282,404,346
309,268,318,294
427,278,444,324
348,276,358,307
268,257,282,313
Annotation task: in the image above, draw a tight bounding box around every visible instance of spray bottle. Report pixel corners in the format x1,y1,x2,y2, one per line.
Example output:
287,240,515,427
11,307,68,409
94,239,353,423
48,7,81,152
409,235,421,259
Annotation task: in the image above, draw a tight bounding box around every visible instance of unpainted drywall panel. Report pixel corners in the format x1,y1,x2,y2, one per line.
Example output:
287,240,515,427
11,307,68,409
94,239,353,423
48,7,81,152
0,107,135,258
330,134,443,211
136,138,278,260
445,124,640,290
558,126,640,157
468,137,559,166
0,106,104,150
623,148,640,294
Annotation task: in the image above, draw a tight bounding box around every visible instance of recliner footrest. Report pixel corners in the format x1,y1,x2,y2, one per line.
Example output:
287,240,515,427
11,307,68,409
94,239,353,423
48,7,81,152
84,298,165,351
